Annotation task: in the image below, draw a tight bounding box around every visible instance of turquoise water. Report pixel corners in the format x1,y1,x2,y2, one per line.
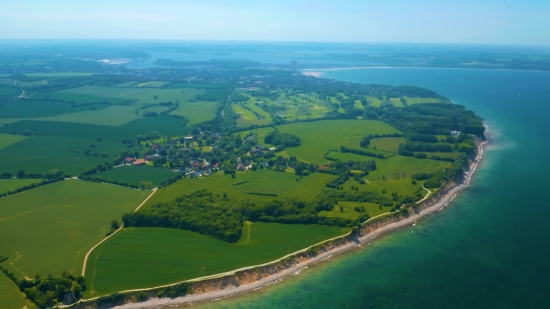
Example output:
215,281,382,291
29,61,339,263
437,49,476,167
195,68,550,308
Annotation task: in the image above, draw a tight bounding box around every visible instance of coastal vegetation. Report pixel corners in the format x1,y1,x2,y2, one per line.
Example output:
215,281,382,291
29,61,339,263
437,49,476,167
0,50,486,306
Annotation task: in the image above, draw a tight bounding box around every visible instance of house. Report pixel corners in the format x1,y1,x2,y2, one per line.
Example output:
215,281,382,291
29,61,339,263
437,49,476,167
202,164,212,171
184,136,194,141
124,157,135,163
251,148,263,155
133,159,146,165
268,147,276,151
63,292,75,305
237,164,245,171
152,144,159,149
451,130,461,136
144,153,160,161
257,145,267,150
213,162,219,168
319,165,329,171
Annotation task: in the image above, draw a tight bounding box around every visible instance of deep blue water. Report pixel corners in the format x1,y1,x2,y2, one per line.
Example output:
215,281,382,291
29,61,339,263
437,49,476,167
196,68,550,309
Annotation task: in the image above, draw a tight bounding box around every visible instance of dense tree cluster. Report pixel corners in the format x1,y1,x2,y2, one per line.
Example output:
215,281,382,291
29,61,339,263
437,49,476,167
364,103,485,137
1,266,85,308
264,131,301,148
340,146,385,159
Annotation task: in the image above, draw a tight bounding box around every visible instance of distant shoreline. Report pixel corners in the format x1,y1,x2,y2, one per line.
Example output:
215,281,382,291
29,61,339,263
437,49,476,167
301,66,550,77
103,130,490,309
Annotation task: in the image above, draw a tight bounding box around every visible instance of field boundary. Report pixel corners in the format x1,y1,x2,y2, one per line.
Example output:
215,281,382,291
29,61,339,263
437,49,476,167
81,228,352,301
80,188,157,276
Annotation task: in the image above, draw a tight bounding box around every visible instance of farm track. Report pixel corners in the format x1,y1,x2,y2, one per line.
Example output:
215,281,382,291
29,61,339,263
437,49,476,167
80,188,157,276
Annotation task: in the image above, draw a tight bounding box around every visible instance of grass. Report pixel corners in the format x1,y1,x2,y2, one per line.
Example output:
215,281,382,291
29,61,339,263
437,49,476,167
52,86,204,105
31,105,142,126
0,180,149,279
367,178,425,198
320,201,387,220
404,96,444,104
0,134,28,150
0,179,44,194
84,224,349,296
368,137,406,153
274,119,402,164
142,170,336,208
327,152,449,180
0,135,133,175
170,102,218,125
93,165,176,187
0,272,37,309
0,100,111,118
233,102,271,127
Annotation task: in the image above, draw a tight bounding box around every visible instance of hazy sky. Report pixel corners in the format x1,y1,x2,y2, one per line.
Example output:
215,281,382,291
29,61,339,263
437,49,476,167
1,0,549,45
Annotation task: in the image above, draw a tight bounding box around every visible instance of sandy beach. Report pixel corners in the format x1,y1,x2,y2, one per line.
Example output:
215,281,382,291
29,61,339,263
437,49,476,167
111,135,489,309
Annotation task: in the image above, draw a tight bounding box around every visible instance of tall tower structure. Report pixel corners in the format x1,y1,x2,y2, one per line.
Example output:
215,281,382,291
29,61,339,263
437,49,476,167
290,60,297,72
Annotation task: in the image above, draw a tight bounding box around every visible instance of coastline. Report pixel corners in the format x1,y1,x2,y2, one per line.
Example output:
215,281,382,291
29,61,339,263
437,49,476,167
100,131,490,309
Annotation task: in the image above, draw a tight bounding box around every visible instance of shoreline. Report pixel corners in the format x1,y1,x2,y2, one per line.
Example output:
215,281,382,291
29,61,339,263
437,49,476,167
108,132,489,309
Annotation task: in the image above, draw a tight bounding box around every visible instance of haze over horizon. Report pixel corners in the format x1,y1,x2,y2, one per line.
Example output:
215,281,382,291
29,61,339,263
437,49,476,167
2,0,549,46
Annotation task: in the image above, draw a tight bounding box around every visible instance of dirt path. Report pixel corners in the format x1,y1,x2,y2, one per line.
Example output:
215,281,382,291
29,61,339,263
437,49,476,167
80,188,157,276
416,187,432,204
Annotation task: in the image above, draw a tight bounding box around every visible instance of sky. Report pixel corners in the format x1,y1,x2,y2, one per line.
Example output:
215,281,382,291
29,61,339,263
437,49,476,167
1,0,549,45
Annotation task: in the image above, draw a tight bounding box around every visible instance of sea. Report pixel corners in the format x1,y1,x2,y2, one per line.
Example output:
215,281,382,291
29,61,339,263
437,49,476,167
192,68,550,308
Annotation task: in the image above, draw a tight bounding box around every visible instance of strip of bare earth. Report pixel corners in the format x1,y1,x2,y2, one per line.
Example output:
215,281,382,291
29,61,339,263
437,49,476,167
76,131,489,309
80,188,157,276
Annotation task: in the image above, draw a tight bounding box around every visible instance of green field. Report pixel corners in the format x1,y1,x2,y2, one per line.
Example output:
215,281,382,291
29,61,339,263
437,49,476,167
320,201,387,220
404,96,444,104
170,102,218,125
0,272,37,309
274,120,402,164
367,178,425,197
327,152,449,180
85,224,349,296
0,179,43,194
368,137,406,153
0,180,149,279
29,105,141,126
143,170,336,208
52,86,204,105
0,135,132,175
233,102,271,127
0,100,110,118
93,165,176,187
0,134,28,150
0,117,190,174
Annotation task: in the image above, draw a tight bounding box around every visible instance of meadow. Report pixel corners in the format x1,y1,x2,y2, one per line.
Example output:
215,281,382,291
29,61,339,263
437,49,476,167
0,133,28,149
0,180,149,279
84,224,349,296
170,101,218,125
0,272,36,309
274,119,402,164
0,100,110,118
0,136,132,175
142,170,336,208
233,103,271,127
52,86,204,105
0,178,44,194
93,165,176,187
31,105,141,126
368,137,406,153
320,201,387,220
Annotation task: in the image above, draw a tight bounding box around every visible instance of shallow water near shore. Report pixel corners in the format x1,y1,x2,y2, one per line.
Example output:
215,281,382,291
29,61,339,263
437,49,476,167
194,68,550,308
